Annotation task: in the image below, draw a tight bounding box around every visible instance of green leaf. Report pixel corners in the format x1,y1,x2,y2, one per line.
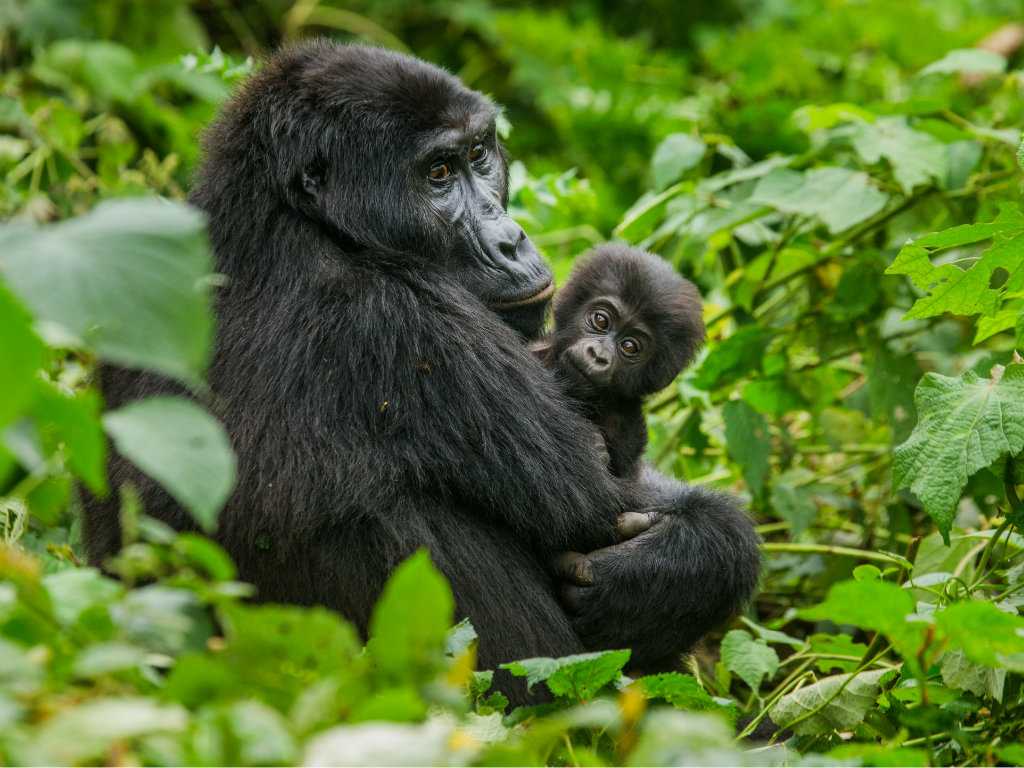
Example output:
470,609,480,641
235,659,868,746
720,630,779,691
27,697,188,765
73,643,148,678
998,745,1024,765
368,550,455,681
920,48,1007,77
886,205,1024,321
224,700,297,766
693,326,770,390
893,365,1024,541
808,633,868,673
445,617,478,657
651,133,706,190
769,668,889,736
723,400,770,498
103,396,236,532
0,281,44,430
800,580,923,659
628,710,743,767
43,568,122,627
936,600,1024,672
851,117,946,194
0,198,214,385
32,381,106,495
940,649,1005,700
829,744,929,767
502,649,630,699
303,718,457,767
113,586,214,657
636,672,723,713
168,603,359,710
770,475,817,537
751,166,888,234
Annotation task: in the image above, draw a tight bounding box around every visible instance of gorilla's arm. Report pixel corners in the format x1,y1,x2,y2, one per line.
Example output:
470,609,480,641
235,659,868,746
559,467,761,668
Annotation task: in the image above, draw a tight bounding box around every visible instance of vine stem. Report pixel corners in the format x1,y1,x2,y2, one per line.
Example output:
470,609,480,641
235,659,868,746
760,542,910,568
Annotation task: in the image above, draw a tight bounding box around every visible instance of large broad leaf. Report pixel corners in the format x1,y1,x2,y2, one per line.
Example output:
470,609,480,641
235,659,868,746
850,117,946,194
0,198,214,386
368,550,454,682
103,396,236,532
800,579,923,660
769,668,889,736
651,133,706,190
893,364,1024,542
502,649,630,700
720,629,778,691
722,400,770,498
886,205,1024,321
751,166,888,234
936,601,1024,673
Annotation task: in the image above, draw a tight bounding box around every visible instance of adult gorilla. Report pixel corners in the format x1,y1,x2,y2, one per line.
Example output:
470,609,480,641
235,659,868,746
84,41,759,694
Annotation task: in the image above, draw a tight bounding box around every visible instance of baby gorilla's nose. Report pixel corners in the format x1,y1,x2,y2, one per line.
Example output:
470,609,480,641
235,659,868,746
585,341,610,368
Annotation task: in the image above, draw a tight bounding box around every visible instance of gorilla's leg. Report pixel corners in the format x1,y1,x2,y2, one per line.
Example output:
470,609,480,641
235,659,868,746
561,469,761,669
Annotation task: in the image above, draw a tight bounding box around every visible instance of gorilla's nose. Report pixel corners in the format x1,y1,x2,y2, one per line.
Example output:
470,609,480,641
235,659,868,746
585,341,610,369
495,218,533,265
499,228,525,262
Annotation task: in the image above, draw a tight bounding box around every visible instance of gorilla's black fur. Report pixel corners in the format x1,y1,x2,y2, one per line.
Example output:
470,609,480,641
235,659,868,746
84,41,760,700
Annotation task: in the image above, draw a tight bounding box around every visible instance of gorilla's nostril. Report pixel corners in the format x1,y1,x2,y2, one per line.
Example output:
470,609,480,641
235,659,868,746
499,237,518,262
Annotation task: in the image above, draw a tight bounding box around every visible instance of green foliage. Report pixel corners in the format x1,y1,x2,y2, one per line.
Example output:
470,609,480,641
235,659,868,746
3,0,1024,765
893,365,1024,541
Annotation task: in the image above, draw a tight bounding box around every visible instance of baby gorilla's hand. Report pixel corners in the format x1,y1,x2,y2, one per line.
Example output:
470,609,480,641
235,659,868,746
551,508,658,598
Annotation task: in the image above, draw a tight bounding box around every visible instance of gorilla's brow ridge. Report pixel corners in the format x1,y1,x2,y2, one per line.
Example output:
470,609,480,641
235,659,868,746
416,111,496,159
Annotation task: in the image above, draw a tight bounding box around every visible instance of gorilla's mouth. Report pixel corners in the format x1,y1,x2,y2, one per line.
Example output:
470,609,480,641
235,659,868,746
489,280,555,310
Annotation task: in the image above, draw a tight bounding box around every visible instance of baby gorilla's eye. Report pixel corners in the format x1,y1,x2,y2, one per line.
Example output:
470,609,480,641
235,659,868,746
589,309,610,332
468,144,487,162
429,162,452,181
619,337,642,357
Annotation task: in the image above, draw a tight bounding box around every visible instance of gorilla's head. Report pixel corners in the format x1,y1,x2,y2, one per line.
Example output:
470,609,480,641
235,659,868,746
195,41,553,338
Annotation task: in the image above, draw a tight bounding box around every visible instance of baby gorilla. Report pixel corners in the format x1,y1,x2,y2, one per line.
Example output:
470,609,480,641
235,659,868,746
534,244,705,478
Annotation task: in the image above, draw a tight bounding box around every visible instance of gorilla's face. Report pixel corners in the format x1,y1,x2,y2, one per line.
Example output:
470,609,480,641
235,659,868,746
277,45,553,337
414,114,553,336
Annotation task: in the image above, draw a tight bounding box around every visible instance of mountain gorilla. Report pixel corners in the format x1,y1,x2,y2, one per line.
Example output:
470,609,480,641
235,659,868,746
83,41,760,700
533,244,705,480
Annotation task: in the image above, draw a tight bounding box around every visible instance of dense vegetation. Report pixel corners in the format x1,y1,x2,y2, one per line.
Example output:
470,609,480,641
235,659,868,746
2,1,1024,764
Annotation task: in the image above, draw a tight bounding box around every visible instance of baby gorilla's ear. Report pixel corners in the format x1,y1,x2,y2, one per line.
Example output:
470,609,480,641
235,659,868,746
528,338,554,363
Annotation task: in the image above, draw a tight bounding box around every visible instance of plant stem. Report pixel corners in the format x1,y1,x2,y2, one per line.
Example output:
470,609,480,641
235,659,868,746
761,542,910,567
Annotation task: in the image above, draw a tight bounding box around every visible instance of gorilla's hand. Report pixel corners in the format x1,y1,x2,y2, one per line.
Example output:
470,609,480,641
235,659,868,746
552,509,655,585
554,478,760,670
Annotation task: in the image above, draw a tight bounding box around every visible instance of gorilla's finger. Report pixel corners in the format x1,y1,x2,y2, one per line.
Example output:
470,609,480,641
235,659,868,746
617,510,655,540
552,551,594,586
560,584,589,614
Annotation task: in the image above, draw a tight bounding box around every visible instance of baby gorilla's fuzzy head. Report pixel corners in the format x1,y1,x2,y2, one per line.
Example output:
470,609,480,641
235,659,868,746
551,245,705,400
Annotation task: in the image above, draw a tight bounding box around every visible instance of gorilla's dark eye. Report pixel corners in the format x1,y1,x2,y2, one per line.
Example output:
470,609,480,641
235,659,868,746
468,144,487,162
619,337,642,357
589,310,610,332
429,162,452,181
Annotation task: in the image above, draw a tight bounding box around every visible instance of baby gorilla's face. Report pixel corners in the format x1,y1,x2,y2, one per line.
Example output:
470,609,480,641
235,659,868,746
560,294,654,398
